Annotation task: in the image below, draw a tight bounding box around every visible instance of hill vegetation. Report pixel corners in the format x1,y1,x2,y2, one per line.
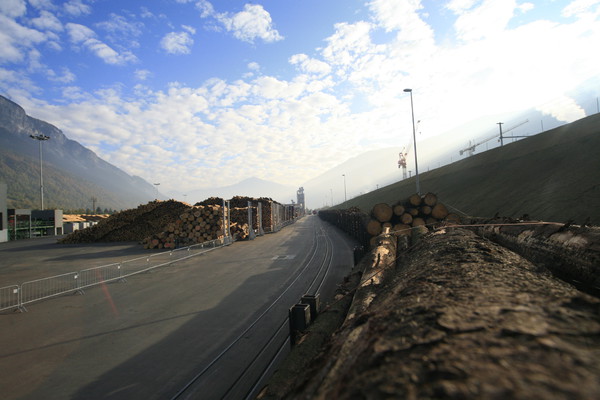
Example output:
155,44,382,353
337,113,600,225
0,147,134,211
0,95,158,211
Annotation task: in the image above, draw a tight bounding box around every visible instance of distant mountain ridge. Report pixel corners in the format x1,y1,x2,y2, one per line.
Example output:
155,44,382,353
0,95,158,210
177,177,298,205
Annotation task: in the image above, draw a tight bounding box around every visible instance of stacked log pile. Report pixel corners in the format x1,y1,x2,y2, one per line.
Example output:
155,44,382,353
227,196,284,234
229,206,256,240
366,192,461,246
58,200,189,243
195,197,224,206
143,204,226,249
318,207,370,250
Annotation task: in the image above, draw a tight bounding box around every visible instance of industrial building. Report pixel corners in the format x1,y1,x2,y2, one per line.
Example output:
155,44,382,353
0,182,64,242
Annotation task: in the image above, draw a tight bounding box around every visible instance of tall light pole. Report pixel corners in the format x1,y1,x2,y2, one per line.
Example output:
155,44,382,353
342,174,347,202
404,88,420,195
30,134,50,210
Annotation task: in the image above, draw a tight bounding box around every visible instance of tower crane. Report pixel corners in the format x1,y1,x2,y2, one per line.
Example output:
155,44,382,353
398,145,410,179
459,119,529,157
459,135,497,157
398,120,420,179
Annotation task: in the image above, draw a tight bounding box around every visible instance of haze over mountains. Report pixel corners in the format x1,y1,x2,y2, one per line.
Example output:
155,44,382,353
0,95,157,210
0,93,594,211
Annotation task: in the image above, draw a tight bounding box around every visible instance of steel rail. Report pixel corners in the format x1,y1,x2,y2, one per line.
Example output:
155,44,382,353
225,219,335,400
238,221,335,400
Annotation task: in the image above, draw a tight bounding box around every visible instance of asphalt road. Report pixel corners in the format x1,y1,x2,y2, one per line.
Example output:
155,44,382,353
0,215,357,400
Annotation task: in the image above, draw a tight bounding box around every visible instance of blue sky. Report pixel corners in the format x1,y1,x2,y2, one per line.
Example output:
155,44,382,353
1,0,599,199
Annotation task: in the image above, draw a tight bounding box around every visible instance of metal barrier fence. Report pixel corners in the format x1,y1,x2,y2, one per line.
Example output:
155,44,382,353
2,236,233,313
20,271,80,309
0,285,20,312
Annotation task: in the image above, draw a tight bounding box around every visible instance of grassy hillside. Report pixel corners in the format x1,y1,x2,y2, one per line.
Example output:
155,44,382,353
337,113,600,225
0,148,136,211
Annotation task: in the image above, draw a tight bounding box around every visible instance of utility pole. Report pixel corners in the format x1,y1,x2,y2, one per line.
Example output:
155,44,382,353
497,122,504,146
30,134,50,209
404,89,420,194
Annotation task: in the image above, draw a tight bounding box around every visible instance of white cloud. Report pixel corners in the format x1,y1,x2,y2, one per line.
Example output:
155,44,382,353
63,0,91,17
65,22,95,43
451,0,520,41
140,7,154,19
47,67,76,83
445,0,479,13
0,0,26,18
536,95,586,122
182,25,196,35
195,0,215,18
96,13,144,48
289,54,331,76
218,4,283,43
28,0,57,11
30,10,63,32
0,14,47,63
134,69,152,81
66,23,138,65
562,0,600,17
160,31,194,54
368,0,434,43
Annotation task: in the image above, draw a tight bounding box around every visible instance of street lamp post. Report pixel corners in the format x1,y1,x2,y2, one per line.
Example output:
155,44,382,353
30,134,50,210
403,88,420,195
342,174,347,202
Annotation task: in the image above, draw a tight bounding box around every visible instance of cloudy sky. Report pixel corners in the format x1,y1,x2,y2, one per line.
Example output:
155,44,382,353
1,0,599,197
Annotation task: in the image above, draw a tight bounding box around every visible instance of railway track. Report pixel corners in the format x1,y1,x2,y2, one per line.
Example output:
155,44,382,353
172,219,336,400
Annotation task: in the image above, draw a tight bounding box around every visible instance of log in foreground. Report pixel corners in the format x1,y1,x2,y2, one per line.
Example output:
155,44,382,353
284,229,600,399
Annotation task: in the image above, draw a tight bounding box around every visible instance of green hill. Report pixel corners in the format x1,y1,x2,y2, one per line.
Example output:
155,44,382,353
0,148,132,211
0,95,159,211
337,113,600,225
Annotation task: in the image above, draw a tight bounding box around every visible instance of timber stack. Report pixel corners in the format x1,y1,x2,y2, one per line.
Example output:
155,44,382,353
58,200,190,243
197,195,284,237
228,195,284,233
366,192,461,247
230,206,256,238
143,204,226,249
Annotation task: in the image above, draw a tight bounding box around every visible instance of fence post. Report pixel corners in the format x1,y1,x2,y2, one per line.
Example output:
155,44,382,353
257,202,265,236
248,201,256,240
18,286,27,312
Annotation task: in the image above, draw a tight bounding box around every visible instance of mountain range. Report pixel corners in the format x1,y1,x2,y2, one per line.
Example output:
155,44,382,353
0,93,586,212
0,95,157,211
